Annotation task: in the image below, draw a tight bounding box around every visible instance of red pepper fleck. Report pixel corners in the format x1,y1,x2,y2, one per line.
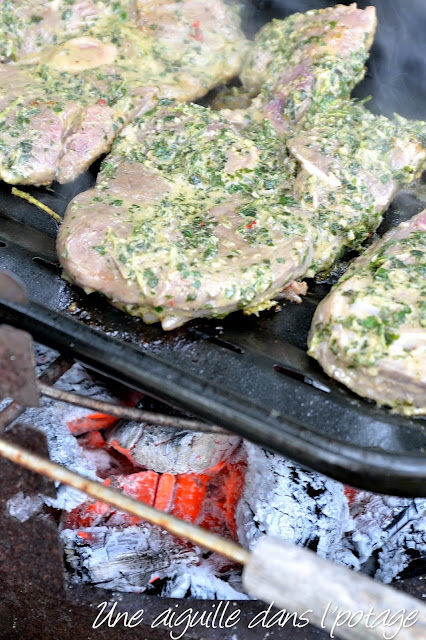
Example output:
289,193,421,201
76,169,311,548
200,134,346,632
169,300,174,307
98,98,107,106
246,221,257,230
200,221,205,226
190,20,203,42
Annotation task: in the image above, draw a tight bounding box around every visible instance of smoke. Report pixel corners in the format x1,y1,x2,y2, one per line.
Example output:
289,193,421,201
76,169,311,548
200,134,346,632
247,0,426,120
352,0,426,120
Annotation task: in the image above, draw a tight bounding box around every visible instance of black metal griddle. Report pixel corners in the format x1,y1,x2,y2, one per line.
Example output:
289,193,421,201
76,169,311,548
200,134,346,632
1,0,426,496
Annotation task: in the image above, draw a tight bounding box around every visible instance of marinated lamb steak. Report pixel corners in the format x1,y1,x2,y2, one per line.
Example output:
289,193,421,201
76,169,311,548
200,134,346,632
308,211,426,416
235,4,426,274
58,3,426,329
0,0,247,185
239,3,377,135
58,100,316,329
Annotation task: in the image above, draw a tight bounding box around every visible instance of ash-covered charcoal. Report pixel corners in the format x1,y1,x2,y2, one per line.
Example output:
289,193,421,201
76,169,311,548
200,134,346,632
236,442,349,558
332,490,425,582
18,400,100,510
59,451,247,594
54,361,122,404
347,492,412,566
78,430,140,478
15,344,128,509
62,449,245,534
14,345,426,600
158,564,248,600
108,420,241,474
376,500,426,583
17,399,96,478
61,525,200,593
0,396,11,412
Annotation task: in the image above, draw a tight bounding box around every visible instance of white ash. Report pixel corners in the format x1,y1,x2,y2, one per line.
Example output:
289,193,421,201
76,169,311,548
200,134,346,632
80,445,132,478
364,497,426,584
13,346,129,510
15,342,426,597
236,443,349,559
61,523,248,599
6,491,44,523
376,511,426,583
108,420,241,474
34,343,59,376
346,492,411,565
159,566,249,600
15,399,99,510
54,361,122,402
330,492,426,584
0,397,12,412
62,525,202,593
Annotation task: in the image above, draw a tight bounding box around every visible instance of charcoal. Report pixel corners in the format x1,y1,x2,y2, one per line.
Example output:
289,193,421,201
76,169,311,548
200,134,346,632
108,420,241,474
62,524,201,593
236,442,349,558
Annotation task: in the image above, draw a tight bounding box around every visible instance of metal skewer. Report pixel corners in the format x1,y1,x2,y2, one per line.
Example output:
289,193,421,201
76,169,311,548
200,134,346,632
0,435,248,564
38,382,230,435
1,435,426,640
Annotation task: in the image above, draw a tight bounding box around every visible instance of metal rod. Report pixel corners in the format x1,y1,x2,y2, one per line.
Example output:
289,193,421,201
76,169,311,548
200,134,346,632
0,436,250,566
38,382,230,435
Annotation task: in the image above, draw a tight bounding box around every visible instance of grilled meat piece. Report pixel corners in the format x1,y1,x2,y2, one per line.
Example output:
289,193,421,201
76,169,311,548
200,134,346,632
58,101,316,329
308,210,426,416
221,5,424,278
239,3,377,135
288,101,426,275
0,0,247,185
58,4,426,328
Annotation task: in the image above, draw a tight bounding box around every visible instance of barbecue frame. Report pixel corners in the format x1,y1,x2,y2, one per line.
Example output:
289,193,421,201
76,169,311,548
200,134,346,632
1,0,426,496
1,184,426,496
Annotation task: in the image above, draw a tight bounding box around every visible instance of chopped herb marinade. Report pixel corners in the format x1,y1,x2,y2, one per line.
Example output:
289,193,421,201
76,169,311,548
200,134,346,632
240,5,376,130
237,5,426,277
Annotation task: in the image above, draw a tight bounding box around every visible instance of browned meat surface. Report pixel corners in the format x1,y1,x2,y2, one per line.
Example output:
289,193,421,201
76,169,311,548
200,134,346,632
308,210,426,416
0,0,247,185
58,101,316,329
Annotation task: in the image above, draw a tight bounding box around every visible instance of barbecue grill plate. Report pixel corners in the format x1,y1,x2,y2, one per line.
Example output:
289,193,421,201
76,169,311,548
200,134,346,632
1,0,426,496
